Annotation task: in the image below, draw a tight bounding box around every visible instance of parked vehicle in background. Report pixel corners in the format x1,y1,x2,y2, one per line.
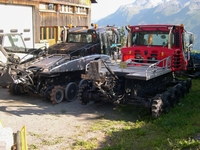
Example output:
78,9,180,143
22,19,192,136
49,24,121,58
0,33,46,87
0,33,45,63
185,52,200,77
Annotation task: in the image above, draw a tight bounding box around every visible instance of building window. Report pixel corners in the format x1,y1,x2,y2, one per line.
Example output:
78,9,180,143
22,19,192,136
77,7,80,13
39,3,56,12
65,5,68,12
60,5,74,13
43,27,47,39
39,4,46,10
48,4,54,10
40,27,47,40
40,27,55,40
61,5,65,12
49,27,55,39
68,6,74,13
40,28,43,40
76,7,87,14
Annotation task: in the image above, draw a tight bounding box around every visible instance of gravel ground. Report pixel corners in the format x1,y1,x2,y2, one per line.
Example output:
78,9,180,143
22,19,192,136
0,87,123,150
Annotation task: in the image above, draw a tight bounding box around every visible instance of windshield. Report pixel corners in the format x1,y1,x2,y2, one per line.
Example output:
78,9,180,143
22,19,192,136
132,31,173,46
3,34,26,52
67,33,92,43
0,35,3,45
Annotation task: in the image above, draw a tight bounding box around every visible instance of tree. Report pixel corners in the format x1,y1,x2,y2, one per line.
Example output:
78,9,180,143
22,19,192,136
120,26,126,47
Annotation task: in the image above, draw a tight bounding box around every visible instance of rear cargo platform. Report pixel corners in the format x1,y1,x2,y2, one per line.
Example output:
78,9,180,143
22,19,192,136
101,56,172,80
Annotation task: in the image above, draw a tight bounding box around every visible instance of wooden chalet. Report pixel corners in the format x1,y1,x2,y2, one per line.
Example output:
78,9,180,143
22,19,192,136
0,0,98,47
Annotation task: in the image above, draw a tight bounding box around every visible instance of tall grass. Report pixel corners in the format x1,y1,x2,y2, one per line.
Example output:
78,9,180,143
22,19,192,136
100,78,200,149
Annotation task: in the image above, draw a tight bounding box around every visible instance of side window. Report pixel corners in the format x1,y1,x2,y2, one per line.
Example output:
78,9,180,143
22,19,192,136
138,34,146,45
92,33,97,43
143,34,148,45
3,36,12,47
0,37,2,45
3,35,25,52
86,35,92,43
12,35,25,48
132,34,137,45
132,33,147,45
81,34,87,43
68,34,74,42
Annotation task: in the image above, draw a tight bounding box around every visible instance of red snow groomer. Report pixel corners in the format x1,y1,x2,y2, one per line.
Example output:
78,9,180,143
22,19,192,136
122,24,193,72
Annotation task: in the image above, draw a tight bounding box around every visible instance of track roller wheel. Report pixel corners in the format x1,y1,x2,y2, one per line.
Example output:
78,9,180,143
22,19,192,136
161,92,171,113
8,83,17,95
77,84,90,105
50,86,64,104
168,87,180,107
151,94,163,118
44,86,54,101
78,79,88,89
65,82,78,102
180,81,187,97
186,78,192,93
8,83,24,95
175,83,185,98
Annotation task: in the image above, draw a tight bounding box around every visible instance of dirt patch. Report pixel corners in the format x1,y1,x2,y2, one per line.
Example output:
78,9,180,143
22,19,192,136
0,87,126,149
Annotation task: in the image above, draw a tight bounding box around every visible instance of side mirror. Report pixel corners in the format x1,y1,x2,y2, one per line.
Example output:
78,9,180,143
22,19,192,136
168,31,172,49
189,34,194,45
125,26,132,47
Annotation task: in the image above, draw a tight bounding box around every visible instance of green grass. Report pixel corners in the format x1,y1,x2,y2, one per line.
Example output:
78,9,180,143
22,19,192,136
73,138,98,150
29,144,38,150
41,136,64,146
61,109,67,114
74,78,200,150
29,132,42,138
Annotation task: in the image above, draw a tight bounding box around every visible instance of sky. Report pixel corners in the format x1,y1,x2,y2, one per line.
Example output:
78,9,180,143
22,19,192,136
91,0,134,22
